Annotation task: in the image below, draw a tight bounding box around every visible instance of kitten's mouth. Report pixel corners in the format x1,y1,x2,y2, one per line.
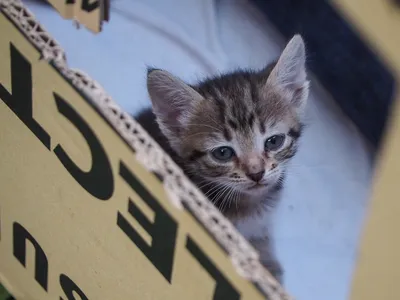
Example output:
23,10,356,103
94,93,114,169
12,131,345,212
247,183,268,190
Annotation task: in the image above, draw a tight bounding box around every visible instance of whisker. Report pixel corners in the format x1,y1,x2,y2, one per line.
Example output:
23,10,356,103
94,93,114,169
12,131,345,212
225,185,235,210
204,184,225,199
220,184,236,212
212,184,230,210
183,132,215,140
169,123,222,132
234,190,240,212
197,180,217,190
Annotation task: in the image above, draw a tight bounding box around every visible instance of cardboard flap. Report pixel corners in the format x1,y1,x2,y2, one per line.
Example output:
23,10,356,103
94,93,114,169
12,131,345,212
0,1,289,299
46,0,74,19
46,0,109,33
73,0,103,33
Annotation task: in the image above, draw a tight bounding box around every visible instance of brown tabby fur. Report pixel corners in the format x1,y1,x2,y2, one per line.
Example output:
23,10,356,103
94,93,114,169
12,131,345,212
136,35,309,283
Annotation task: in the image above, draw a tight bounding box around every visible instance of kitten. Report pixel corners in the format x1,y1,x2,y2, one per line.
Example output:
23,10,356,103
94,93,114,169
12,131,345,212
135,35,309,283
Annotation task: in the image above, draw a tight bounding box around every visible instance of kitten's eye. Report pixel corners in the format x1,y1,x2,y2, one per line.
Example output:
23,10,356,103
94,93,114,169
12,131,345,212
265,134,285,151
211,146,235,162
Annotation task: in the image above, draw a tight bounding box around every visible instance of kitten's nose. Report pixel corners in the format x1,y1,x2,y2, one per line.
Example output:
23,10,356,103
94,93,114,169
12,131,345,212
246,170,265,182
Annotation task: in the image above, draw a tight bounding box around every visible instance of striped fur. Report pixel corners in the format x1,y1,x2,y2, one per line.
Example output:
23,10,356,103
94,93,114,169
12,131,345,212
140,35,309,282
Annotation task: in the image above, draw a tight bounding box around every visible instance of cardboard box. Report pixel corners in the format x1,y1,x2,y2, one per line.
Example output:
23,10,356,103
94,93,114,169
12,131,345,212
46,0,109,33
1,0,399,299
0,1,288,299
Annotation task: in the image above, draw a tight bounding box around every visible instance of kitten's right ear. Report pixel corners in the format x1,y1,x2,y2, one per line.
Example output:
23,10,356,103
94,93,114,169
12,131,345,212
147,69,203,137
266,35,309,114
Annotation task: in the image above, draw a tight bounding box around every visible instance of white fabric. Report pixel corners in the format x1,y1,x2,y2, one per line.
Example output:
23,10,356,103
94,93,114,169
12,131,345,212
25,0,373,299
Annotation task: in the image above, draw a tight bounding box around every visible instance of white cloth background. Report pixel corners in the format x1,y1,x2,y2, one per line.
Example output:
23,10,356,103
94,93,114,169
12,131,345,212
24,0,373,299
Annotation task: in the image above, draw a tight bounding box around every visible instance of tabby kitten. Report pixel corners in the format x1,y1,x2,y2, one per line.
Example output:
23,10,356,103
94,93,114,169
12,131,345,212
136,35,309,283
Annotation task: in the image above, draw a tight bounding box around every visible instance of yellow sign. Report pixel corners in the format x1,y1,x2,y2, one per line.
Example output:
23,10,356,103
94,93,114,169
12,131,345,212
0,3,287,300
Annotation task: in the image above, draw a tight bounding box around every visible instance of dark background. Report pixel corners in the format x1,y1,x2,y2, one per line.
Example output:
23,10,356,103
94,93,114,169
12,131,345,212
252,0,395,149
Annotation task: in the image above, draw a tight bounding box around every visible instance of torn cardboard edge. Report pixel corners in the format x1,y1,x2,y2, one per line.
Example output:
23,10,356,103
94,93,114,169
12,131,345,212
0,0,290,299
46,0,109,33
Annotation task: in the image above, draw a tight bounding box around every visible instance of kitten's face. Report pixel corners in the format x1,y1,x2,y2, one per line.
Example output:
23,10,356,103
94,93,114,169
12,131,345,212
147,35,308,198
177,78,303,196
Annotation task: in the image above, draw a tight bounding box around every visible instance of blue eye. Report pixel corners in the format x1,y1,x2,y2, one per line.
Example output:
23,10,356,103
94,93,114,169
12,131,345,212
265,134,285,151
211,147,235,162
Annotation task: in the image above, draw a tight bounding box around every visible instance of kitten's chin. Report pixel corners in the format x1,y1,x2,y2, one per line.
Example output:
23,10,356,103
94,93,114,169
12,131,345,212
243,183,270,195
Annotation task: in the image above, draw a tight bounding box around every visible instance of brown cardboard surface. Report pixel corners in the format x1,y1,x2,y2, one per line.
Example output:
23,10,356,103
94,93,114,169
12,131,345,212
46,0,106,33
332,1,400,299
0,4,287,300
46,0,74,19
73,0,103,33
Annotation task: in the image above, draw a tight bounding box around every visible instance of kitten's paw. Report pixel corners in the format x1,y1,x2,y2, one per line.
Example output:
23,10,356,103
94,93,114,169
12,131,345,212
261,258,284,284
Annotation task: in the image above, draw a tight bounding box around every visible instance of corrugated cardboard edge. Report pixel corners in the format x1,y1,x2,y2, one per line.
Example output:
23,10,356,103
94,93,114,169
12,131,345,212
0,1,291,299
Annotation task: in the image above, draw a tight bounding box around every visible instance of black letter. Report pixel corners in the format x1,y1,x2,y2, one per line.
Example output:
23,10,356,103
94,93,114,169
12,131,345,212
186,237,240,300
60,274,88,300
53,93,114,200
117,161,177,283
13,222,48,291
81,0,99,12
0,43,50,149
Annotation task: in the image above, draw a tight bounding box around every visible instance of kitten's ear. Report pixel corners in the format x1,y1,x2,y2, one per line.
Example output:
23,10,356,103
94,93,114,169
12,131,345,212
267,35,309,113
147,69,203,137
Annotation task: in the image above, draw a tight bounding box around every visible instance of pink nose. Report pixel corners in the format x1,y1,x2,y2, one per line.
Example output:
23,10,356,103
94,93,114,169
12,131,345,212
246,170,265,182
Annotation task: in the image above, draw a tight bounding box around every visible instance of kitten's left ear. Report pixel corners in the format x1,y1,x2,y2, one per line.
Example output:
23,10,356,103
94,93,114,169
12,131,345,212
267,34,309,113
